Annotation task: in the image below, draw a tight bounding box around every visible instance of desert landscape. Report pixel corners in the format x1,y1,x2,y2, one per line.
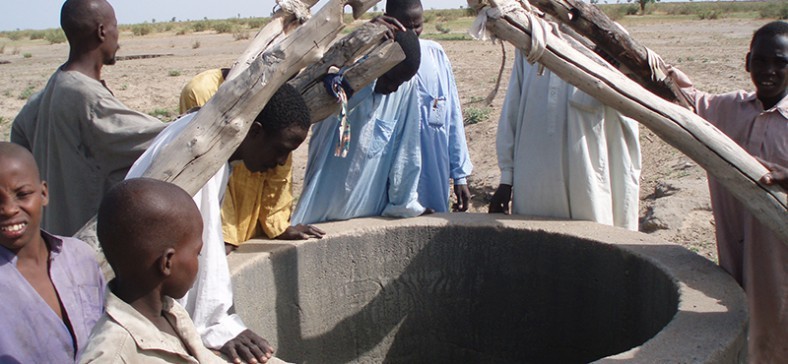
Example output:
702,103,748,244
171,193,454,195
0,3,783,263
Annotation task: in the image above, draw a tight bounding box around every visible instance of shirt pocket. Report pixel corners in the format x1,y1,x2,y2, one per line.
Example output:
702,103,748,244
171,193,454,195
427,95,447,128
364,117,397,157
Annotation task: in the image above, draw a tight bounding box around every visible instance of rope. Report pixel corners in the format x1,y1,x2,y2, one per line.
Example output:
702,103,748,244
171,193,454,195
276,0,311,23
323,61,362,158
646,47,667,82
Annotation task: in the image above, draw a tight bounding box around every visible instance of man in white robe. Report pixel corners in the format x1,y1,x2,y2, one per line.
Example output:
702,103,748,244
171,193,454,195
489,52,641,230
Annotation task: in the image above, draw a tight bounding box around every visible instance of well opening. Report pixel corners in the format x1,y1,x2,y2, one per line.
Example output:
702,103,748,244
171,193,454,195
229,215,747,363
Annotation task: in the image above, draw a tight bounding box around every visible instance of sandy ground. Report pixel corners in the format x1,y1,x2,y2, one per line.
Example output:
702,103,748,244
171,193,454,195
0,17,767,263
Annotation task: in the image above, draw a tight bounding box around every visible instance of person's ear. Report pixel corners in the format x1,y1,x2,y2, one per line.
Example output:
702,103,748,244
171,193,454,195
745,52,751,73
40,181,48,207
97,23,106,42
249,121,264,137
159,247,176,276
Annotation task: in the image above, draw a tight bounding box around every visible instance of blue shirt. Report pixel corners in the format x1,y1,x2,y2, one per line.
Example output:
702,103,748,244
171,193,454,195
0,231,105,363
292,80,425,224
415,40,473,212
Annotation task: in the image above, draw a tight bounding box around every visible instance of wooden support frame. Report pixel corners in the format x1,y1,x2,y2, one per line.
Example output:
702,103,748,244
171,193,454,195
477,0,787,243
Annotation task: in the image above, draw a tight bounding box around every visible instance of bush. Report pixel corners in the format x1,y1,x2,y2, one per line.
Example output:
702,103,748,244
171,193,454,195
423,13,435,24
132,23,152,36
44,29,66,44
192,40,201,49
233,30,250,40
22,52,32,58
435,22,451,34
463,107,491,125
29,30,46,40
697,11,719,20
212,21,235,34
625,5,639,16
18,85,35,100
168,70,181,77
247,18,268,29
760,2,788,19
192,21,208,32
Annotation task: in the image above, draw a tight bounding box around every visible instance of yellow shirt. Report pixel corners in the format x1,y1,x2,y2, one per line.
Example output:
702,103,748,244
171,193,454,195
180,69,294,244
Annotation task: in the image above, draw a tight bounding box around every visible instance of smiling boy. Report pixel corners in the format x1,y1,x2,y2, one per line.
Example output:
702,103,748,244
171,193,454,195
672,21,787,362
0,142,104,363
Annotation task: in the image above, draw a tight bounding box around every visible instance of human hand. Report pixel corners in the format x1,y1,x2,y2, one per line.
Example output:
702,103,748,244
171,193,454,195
276,224,326,240
220,330,274,364
666,65,693,88
452,184,471,212
757,157,788,191
488,184,512,214
370,15,406,40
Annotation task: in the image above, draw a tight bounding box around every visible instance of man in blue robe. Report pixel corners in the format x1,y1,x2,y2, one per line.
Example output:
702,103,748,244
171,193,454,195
387,0,474,212
292,30,425,224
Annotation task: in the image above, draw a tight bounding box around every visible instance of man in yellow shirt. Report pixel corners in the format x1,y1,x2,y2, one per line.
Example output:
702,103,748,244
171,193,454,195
180,69,325,253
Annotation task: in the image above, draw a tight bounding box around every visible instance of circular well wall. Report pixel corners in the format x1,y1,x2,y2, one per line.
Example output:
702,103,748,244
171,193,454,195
229,214,747,363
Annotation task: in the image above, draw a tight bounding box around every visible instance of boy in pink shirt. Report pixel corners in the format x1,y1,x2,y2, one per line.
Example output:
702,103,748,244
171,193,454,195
673,21,787,362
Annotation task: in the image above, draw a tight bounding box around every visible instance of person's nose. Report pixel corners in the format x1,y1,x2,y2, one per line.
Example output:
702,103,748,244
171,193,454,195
0,198,19,218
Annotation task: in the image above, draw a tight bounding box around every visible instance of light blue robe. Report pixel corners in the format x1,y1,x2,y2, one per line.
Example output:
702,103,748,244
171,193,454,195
292,80,425,224
415,40,473,212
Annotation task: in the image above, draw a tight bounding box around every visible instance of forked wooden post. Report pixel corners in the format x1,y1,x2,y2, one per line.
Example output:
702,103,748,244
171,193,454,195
474,0,787,242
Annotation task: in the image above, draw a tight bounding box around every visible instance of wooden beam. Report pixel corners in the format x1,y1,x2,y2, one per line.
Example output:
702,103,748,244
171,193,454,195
289,21,405,123
74,0,383,251
479,0,788,243
528,0,691,108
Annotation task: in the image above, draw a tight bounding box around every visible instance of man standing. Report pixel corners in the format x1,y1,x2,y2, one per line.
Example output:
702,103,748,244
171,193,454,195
11,0,165,236
489,54,641,231
386,0,474,212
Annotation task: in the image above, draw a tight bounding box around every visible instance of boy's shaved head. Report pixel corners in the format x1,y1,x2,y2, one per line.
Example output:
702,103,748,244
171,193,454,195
97,178,201,278
751,21,788,49
386,0,424,36
0,143,40,181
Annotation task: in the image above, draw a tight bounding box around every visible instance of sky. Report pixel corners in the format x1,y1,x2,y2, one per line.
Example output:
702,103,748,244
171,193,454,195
0,0,471,31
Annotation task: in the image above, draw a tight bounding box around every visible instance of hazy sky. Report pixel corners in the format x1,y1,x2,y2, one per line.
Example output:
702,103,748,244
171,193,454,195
0,0,470,31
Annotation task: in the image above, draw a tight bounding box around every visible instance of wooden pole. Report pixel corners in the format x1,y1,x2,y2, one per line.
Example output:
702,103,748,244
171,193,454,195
528,0,691,108
289,21,406,123
74,0,382,248
478,0,787,243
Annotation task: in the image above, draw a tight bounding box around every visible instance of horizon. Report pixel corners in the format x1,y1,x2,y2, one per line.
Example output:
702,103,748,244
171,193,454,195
0,0,735,32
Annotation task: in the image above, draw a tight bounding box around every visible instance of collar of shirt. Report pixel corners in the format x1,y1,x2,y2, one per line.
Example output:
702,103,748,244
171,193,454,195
744,91,788,119
104,287,198,359
0,230,63,266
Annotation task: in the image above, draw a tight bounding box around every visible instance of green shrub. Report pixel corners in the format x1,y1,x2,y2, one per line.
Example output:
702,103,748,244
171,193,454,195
697,11,719,20
212,21,235,34
132,23,152,36
463,107,491,125
760,2,788,19
423,13,435,23
6,31,22,41
29,30,46,40
247,18,268,29
435,22,450,34
192,40,201,49
233,30,250,40
18,85,36,100
168,70,181,77
625,5,639,16
44,29,66,44
22,52,32,58
192,21,208,32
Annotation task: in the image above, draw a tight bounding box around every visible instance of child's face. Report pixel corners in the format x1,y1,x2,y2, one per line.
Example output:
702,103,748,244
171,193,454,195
166,209,203,299
747,34,788,103
0,156,47,252
242,124,307,173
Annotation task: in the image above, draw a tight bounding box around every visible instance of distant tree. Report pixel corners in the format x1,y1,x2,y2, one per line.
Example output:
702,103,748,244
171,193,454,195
152,18,156,23
171,16,176,22
637,0,660,13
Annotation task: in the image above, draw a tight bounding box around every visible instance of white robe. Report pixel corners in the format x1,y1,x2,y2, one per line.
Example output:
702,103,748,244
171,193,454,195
126,113,246,349
497,51,641,230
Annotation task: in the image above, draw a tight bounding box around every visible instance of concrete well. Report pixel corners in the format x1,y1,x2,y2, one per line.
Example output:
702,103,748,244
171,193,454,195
228,214,747,363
